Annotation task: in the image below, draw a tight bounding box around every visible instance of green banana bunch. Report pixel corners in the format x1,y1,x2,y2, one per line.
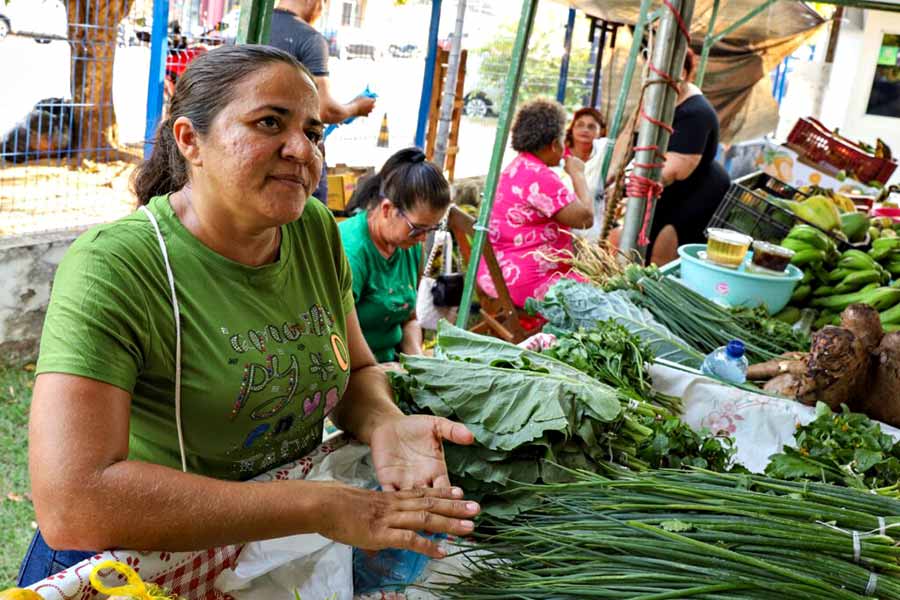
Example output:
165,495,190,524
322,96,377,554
869,238,900,276
837,249,879,271
791,249,827,267
811,286,900,312
790,284,812,303
832,269,882,294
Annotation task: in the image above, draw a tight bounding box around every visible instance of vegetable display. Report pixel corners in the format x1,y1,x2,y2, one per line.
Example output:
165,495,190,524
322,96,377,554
749,303,900,427
613,266,807,363
433,469,900,599
530,271,806,367
525,279,704,367
544,324,735,471
392,322,736,515
778,224,900,330
766,403,900,493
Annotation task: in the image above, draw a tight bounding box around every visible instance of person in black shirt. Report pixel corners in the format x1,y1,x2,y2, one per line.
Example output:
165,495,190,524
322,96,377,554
646,48,730,265
269,0,377,201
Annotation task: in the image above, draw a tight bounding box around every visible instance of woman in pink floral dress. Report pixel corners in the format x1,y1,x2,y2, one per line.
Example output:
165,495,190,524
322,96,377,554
477,99,595,307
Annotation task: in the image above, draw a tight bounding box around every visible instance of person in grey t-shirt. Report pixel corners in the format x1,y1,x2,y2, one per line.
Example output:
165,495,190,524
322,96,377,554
269,0,377,201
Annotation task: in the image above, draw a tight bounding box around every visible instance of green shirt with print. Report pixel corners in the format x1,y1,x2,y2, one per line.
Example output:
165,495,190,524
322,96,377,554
37,195,354,481
339,210,420,362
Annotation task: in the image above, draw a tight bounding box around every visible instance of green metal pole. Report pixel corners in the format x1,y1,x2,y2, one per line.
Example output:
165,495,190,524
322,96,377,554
237,0,275,45
619,0,697,259
597,0,654,208
455,0,538,328
696,0,720,88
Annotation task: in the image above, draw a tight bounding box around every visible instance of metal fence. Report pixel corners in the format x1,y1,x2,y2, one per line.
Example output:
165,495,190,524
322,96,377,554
0,0,234,238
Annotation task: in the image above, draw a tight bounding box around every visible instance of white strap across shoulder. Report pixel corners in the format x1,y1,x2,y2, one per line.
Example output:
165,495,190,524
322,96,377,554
139,205,188,473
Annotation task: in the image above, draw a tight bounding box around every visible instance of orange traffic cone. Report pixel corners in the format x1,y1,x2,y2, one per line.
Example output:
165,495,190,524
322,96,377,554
377,113,389,148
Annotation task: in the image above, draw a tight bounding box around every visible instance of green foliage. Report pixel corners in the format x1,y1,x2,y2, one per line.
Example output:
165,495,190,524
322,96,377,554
765,403,900,492
545,321,655,396
0,364,35,589
637,415,738,471
475,19,593,112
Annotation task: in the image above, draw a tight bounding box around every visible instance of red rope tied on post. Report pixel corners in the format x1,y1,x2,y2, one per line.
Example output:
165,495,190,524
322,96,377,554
626,0,691,248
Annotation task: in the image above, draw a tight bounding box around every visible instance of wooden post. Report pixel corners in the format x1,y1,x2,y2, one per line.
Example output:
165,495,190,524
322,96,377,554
445,50,467,181
425,47,468,181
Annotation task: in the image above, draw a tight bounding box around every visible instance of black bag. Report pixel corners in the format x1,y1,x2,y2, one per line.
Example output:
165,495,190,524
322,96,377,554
431,273,465,307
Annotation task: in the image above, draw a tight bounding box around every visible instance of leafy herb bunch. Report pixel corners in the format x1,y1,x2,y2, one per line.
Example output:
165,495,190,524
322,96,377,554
545,320,654,398
766,403,900,493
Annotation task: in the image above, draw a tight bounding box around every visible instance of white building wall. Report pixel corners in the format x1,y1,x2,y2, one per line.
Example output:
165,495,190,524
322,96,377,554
819,8,900,185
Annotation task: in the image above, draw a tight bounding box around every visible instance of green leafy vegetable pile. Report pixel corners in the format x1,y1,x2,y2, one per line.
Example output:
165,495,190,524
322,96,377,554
431,469,900,599
525,278,703,367
636,415,738,471
766,403,900,493
393,322,739,515
545,324,736,471
530,267,808,366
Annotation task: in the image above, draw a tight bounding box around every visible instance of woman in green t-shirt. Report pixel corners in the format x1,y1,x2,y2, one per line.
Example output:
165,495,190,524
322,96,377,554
340,148,450,362
20,45,478,585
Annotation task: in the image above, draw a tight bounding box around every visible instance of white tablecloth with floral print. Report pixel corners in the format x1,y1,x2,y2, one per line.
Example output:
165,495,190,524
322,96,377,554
651,360,900,473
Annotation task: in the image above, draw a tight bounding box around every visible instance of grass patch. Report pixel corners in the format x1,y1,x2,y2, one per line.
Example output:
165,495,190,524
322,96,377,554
0,363,36,589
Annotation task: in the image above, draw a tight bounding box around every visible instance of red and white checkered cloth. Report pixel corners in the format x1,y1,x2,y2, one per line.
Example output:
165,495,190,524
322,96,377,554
28,436,348,600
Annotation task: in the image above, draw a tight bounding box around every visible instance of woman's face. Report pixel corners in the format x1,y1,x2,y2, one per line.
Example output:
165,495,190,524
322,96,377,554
572,115,603,146
377,198,446,250
190,62,324,230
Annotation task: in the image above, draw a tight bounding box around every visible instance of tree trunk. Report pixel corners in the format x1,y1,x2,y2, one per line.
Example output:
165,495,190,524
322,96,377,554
66,0,134,160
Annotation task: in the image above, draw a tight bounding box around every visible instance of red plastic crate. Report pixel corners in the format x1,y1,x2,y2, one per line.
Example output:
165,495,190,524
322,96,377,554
786,117,897,185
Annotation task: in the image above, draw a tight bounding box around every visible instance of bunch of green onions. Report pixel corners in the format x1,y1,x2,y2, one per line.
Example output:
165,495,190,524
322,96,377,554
428,469,900,599
633,272,807,363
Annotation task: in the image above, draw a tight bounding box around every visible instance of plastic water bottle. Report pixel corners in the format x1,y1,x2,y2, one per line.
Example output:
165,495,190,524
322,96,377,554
701,340,748,385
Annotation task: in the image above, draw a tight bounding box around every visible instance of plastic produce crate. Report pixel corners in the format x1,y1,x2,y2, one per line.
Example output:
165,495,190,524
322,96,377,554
787,117,897,185
706,171,850,250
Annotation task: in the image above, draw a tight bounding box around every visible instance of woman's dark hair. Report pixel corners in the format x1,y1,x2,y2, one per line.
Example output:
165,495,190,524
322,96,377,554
346,147,450,214
564,107,607,149
131,44,315,205
510,99,567,154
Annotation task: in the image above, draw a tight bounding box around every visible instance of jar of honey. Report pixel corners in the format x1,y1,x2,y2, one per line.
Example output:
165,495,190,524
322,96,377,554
705,228,752,268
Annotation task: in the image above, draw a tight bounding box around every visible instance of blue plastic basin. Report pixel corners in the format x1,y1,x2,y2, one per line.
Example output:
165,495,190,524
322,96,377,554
675,244,804,315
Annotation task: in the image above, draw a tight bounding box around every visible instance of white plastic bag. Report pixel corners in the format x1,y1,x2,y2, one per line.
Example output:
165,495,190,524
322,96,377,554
417,231,455,330
215,443,375,600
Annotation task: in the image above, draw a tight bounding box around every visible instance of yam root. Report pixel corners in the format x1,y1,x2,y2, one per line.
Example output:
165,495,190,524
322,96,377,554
860,332,900,427
763,372,816,400
840,303,883,353
747,358,807,381
807,325,869,410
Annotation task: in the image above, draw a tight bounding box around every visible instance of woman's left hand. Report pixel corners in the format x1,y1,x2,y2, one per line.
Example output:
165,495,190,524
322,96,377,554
369,415,475,491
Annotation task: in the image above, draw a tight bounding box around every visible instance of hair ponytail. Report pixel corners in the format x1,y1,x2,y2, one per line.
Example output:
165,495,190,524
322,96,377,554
346,147,449,215
346,172,383,213
131,119,189,205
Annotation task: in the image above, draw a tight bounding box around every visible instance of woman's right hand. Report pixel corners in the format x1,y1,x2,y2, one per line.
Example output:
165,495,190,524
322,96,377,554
318,483,479,558
564,154,586,179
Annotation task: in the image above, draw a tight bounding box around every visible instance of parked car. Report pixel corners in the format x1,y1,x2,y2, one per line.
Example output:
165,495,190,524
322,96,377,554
338,28,379,60
0,0,67,41
388,42,419,59
463,90,495,118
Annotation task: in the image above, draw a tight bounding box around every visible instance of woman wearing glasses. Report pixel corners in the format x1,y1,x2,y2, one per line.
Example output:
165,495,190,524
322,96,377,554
341,148,450,362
